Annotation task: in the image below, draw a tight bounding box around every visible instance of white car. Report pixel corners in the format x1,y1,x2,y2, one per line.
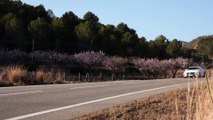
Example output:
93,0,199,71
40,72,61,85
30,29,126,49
183,66,205,78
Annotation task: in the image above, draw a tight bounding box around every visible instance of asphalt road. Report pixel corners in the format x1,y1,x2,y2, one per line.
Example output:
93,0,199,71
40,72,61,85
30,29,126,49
0,78,198,120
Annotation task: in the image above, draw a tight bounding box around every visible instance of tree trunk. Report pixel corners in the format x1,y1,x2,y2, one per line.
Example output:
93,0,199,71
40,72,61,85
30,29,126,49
85,73,89,82
122,71,125,80
78,73,81,82
172,70,177,78
99,72,102,81
111,73,115,81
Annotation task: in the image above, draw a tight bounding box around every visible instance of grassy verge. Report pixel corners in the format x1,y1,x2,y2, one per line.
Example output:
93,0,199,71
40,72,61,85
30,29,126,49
0,65,66,86
76,70,213,120
76,88,192,120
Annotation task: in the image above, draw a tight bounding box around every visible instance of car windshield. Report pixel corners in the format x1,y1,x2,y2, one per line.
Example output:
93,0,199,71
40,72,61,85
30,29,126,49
187,67,200,70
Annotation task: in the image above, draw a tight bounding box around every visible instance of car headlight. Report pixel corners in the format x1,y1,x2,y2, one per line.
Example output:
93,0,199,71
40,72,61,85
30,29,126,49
195,71,199,75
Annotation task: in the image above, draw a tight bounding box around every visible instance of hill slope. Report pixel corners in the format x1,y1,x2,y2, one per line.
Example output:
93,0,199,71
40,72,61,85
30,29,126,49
184,35,213,49
184,35,213,56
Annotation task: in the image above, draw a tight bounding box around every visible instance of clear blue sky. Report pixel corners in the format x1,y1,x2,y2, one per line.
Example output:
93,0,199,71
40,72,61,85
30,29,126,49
21,0,213,42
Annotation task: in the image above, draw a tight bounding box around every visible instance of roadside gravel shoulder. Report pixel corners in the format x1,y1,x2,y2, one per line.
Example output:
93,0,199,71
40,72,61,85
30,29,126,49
75,88,194,120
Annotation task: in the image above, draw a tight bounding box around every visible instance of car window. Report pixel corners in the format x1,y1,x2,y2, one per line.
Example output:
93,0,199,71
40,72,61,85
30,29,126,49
187,67,199,70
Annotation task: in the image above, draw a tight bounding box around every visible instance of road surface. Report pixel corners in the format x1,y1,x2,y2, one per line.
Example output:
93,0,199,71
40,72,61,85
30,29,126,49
0,78,197,120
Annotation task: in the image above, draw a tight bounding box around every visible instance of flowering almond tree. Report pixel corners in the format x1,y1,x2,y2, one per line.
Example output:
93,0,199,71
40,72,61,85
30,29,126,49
74,51,106,81
132,58,147,77
169,57,188,78
145,58,161,78
105,56,129,80
30,51,59,64
158,60,171,78
133,58,162,78
132,58,187,79
0,49,29,65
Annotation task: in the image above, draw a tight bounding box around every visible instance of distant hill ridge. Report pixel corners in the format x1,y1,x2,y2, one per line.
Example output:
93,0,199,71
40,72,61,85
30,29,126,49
184,35,213,49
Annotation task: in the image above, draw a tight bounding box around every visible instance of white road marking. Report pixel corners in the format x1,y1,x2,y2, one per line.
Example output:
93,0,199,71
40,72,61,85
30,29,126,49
70,84,109,90
6,83,187,120
69,82,146,90
0,91,43,97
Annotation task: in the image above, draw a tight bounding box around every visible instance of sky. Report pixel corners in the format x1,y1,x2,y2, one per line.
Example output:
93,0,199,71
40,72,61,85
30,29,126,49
21,0,213,42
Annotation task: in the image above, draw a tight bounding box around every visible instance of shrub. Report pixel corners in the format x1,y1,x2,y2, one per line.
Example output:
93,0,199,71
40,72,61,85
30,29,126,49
132,58,166,78
0,69,5,85
35,69,65,84
0,49,29,65
35,69,45,83
43,71,53,84
105,56,129,80
74,51,106,69
0,72,12,86
54,71,64,83
6,65,28,85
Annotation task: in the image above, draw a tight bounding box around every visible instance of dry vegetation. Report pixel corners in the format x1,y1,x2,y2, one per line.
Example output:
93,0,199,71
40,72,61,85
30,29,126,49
76,89,192,120
0,65,65,86
6,65,28,84
76,70,213,120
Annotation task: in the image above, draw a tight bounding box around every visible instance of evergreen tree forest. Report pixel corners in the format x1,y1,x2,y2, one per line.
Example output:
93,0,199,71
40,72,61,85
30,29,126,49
0,0,208,59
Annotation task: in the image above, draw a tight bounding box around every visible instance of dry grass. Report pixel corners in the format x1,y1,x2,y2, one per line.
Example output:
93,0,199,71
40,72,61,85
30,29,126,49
0,66,68,85
35,69,54,84
43,71,54,83
35,69,45,83
195,70,213,120
54,71,64,83
6,65,27,85
0,68,9,86
76,89,190,120
0,67,66,85
76,70,213,120
35,69,64,84
0,70,4,82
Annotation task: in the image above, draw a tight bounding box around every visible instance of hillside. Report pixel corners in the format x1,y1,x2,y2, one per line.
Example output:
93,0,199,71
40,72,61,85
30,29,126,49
184,35,213,49
184,35,213,57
